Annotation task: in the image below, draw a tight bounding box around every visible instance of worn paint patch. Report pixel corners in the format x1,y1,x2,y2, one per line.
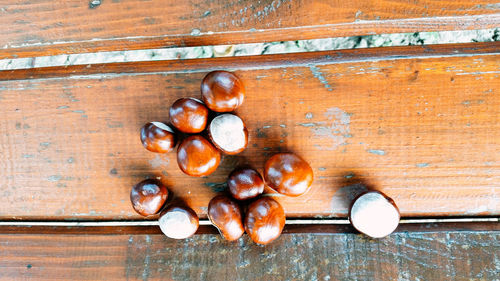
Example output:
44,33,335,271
367,149,386,156
416,163,429,168
47,175,62,182
149,155,169,168
107,121,123,128
309,65,333,91
204,182,227,192
308,107,351,151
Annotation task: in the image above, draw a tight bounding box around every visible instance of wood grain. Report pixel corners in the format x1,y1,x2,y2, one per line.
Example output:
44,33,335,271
0,231,498,280
0,43,499,220
1,0,499,59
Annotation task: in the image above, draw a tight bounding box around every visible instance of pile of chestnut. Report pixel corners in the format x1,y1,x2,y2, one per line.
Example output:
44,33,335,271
131,70,401,244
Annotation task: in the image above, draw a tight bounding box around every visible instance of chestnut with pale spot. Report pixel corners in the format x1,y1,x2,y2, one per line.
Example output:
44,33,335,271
140,122,176,153
208,114,248,155
130,179,168,216
349,191,400,238
177,135,221,177
244,197,285,245
169,98,209,133
264,153,314,197
159,205,199,239
201,71,245,112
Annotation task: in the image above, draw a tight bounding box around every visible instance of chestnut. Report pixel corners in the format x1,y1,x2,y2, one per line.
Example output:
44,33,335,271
264,153,314,197
201,71,245,112
140,122,176,153
227,167,264,200
245,197,285,245
177,135,221,177
169,98,209,133
208,114,248,155
349,191,400,238
208,195,244,241
130,179,169,216
158,205,199,239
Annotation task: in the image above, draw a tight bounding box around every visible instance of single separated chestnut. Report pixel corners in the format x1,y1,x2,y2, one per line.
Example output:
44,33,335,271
227,167,264,200
177,135,221,177
158,205,199,239
169,98,209,133
208,114,248,155
349,191,400,238
201,71,245,112
140,122,176,153
130,179,169,216
264,153,314,197
244,197,285,245
208,195,245,241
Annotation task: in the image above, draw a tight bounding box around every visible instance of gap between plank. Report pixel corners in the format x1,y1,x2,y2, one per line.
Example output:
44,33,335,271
0,217,497,227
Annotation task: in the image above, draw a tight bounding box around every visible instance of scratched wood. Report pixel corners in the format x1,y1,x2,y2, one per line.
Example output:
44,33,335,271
0,231,498,280
1,0,500,59
0,43,499,220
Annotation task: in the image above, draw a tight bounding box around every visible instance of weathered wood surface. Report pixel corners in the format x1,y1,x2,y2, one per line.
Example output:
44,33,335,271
0,231,498,280
1,0,500,59
0,43,499,220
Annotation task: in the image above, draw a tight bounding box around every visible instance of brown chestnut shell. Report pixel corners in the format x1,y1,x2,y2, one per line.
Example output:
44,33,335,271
169,98,209,133
158,205,199,239
208,195,245,241
140,122,176,153
264,153,314,197
348,190,400,239
201,71,245,112
177,135,221,177
130,179,169,216
208,114,248,155
244,197,285,245
227,167,264,200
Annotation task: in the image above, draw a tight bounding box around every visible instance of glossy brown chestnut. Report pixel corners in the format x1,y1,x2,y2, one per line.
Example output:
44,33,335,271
244,197,285,245
177,135,221,177
264,153,314,197
140,122,176,153
169,98,209,133
227,167,264,200
201,71,245,112
208,114,248,155
130,179,169,216
208,195,245,241
349,191,400,238
158,205,199,239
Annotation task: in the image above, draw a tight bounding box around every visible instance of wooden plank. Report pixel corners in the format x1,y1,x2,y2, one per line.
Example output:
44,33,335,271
0,231,498,280
0,219,498,235
0,43,499,220
1,0,499,59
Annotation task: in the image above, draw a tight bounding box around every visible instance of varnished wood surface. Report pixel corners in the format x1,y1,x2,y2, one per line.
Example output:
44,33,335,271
0,231,498,280
0,43,500,219
0,43,499,220
1,0,499,59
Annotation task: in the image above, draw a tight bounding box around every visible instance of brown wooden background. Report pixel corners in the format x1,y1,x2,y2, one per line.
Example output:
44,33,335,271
0,230,499,280
1,42,498,220
1,0,500,59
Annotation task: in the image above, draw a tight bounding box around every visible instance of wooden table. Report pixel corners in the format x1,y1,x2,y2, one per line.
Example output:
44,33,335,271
0,1,499,280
